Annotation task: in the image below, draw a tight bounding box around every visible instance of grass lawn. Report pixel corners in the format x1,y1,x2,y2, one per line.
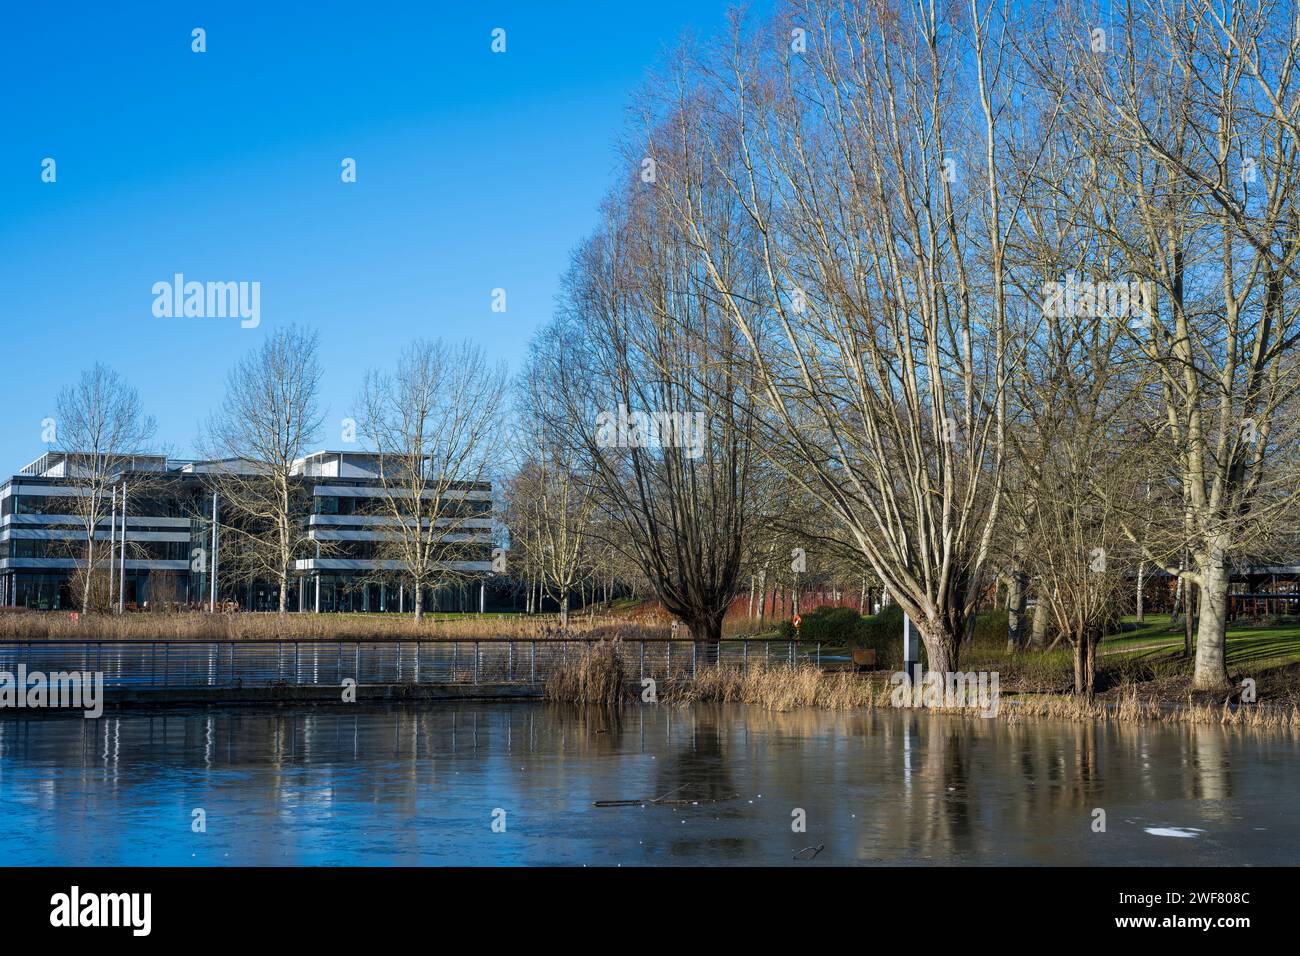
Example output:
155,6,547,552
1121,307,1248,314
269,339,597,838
1100,615,1300,671
967,614,1300,704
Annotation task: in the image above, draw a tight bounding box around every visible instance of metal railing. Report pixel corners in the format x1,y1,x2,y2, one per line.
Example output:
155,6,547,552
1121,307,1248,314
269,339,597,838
0,638,814,690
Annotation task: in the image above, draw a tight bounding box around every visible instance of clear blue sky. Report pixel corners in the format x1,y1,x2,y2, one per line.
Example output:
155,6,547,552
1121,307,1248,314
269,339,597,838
0,0,758,468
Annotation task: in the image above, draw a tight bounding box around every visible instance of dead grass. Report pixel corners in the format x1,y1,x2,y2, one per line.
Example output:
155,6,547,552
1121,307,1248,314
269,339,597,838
0,610,669,643
659,663,889,710
1004,686,1300,730
543,640,628,707
665,662,1300,729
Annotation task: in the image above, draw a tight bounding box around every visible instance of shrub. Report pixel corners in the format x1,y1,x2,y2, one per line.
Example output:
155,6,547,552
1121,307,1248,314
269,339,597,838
971,609,1009,648
778,605,902,670
777,605,860,642
856,604,903,670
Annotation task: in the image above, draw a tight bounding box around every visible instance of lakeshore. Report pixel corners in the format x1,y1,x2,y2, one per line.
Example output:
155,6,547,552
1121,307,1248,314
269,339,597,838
1,608,1298,731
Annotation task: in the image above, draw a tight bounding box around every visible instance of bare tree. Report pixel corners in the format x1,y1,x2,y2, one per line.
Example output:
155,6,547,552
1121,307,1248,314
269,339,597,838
201,325,323,613
649,1,1030,674
357,339,505,621
1037,0,1300,688
506,334,600,627
53,363,157,613
541,165,764,650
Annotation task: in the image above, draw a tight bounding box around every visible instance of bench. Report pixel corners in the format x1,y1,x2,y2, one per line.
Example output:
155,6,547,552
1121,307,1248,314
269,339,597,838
851,647,877,671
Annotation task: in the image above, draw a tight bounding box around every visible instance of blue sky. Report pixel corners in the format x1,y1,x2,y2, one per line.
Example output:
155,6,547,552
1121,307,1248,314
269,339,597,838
0,1,758,468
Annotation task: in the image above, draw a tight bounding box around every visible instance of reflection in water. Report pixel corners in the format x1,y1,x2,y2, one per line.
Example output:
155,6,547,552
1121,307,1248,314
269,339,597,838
0,702,1294,866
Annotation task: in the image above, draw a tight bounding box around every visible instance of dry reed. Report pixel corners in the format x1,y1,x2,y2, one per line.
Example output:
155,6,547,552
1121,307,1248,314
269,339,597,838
668,663,1300,730
542,640,628,707
0,610,667,643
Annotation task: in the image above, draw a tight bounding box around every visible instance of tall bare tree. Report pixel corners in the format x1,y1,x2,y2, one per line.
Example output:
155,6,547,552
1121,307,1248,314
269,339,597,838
1037,0,1300,687
506,332,600,627
542,167,764,650
201,325,323,613
649,0,1028,673
357,339,505,621
53,363,157,613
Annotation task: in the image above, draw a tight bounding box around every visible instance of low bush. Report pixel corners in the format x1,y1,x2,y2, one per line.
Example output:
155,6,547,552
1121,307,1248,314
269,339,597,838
970,609,1009,648
776,604,902,670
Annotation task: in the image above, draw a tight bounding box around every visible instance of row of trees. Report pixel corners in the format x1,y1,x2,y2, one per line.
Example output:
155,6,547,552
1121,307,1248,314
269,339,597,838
51,331,505,619
512,0,1300,692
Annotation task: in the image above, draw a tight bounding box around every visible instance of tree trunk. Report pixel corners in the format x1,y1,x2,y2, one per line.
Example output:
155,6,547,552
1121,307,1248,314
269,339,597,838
559,590,570,629
1135,561,1146,623
1006,568,1027,651
688,612,724,668
83,537,96,614
1193,555,1230,689
918,619,957,676
414,581,424,623
1072,636,1098,698
1029,595,1048,651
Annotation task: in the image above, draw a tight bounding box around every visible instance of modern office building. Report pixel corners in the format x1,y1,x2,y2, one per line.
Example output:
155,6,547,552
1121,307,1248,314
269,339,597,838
0,450,494,611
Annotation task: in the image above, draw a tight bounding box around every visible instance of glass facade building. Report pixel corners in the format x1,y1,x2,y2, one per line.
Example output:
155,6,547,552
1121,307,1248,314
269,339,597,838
0,451,494,612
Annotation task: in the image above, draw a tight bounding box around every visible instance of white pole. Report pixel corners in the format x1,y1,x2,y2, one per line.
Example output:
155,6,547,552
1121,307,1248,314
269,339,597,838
209,491,219,611
479,580,485,614
314,574,320,613
118,481,127,613
108,484,117,608
903,611,920,680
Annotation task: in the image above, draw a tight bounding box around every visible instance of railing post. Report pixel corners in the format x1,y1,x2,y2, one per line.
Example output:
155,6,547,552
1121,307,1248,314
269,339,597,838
354,643,360,685
473,642,479,684
639,641,645,681
788,641,793,665
295,642,300,685
743,640,748,672
692,642,697,678
666,641,671,678
816,643,821,668
453,642,459,681
508,642,513,682
530,641,536,683
416,641,421,684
